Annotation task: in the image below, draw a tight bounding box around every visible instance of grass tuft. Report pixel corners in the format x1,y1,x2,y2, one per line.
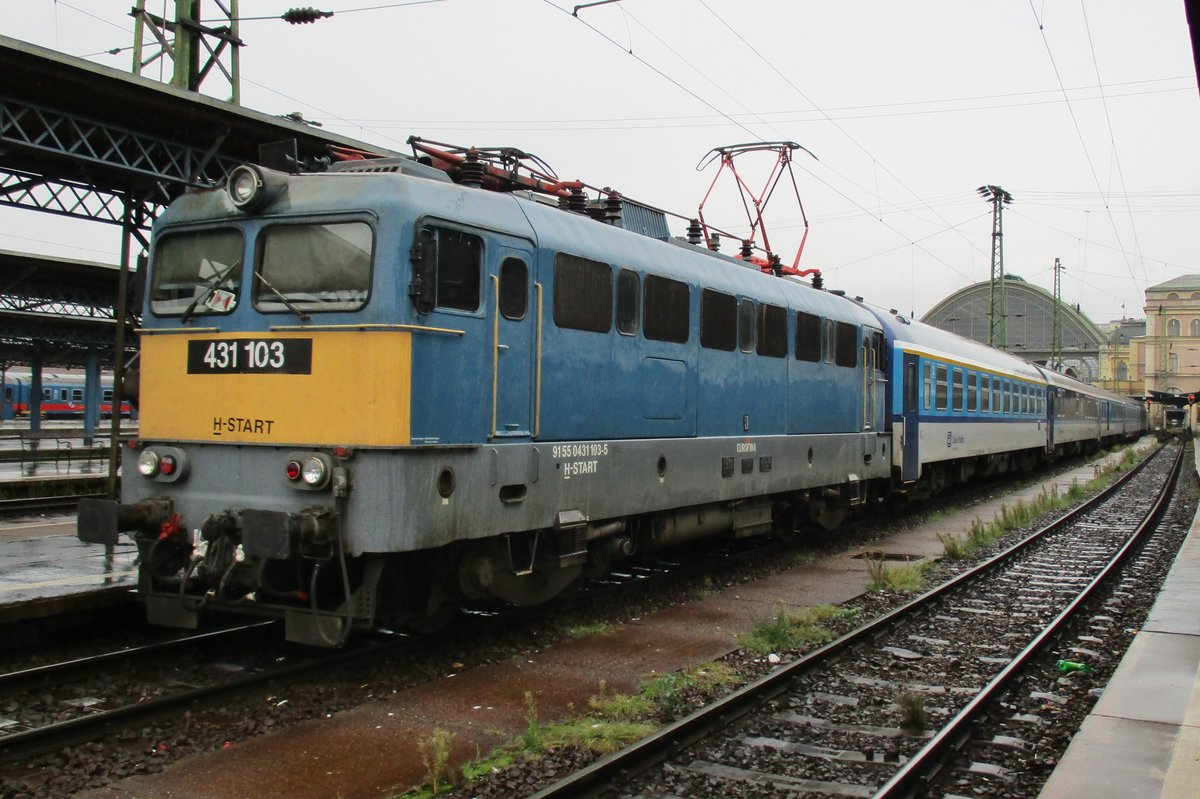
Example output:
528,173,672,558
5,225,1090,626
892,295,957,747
895,691,928,731
865,559,926,593
737,604,855,654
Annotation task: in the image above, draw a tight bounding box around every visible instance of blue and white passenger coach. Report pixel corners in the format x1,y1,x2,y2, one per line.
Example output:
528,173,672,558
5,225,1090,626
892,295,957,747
877,311,1143,494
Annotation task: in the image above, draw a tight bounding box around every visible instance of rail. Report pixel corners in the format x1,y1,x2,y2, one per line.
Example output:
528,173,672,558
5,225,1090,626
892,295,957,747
526,443,1176,799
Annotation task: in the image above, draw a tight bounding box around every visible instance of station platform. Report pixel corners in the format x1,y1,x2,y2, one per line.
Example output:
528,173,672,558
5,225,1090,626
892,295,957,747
1038,446,1200,798
0,518,137,624
0,422,138,623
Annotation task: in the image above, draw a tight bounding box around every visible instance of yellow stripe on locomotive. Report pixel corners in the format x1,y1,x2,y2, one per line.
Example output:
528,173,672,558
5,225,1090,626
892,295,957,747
138,328,413,446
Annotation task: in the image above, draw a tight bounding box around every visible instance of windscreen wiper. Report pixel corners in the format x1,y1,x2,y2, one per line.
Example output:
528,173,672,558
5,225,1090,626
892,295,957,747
255,272,311,321
180,260,241,324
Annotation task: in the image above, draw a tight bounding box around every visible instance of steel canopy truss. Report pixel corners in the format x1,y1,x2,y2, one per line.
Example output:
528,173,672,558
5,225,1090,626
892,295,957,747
0,280,118,322
0,96,238,199
0,167,157,230
0,314,136,368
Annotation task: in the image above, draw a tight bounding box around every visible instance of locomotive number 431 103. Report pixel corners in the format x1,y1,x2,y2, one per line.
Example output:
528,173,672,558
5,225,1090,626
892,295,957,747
186,338,313,374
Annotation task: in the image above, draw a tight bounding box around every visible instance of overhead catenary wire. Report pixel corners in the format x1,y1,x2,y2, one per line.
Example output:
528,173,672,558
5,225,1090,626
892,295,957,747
1078,0,1148,286
543,0,981,285
1027,1,1145,298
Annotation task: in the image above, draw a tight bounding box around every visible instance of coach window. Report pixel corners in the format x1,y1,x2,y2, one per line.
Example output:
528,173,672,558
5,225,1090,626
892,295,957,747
935,364,949,410
757,304,787,357
553,253,612,333
795,311,821,362
967,371,978,412
616,269,640,335
259,221,373,314
737,299,756,353
923,362,933,410
952,368,964,412
981,375,991,412
72,389,83,402
700,289,736,350
498,258,528,320
834,322,857,367
991,378,1000,414
905,363,918,412
644,275,689,343
151,228,244,317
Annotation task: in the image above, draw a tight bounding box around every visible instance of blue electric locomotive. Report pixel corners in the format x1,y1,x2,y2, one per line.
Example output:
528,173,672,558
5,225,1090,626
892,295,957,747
76,141,1144,645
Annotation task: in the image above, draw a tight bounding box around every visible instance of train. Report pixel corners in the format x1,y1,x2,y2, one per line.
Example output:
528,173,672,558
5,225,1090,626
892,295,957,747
1,371,133,420
76,140,1146,646
1161,407,1190,440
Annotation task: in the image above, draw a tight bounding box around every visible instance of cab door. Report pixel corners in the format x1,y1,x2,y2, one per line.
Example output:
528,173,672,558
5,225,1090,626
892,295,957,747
491,239,536,438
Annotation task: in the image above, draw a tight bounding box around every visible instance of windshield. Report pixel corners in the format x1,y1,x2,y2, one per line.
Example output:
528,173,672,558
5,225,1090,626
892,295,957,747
255,221,372,314
150,229,245,317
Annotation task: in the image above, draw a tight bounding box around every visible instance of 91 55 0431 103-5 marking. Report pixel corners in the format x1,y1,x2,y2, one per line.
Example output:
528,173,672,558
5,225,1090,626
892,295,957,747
186,338,313,374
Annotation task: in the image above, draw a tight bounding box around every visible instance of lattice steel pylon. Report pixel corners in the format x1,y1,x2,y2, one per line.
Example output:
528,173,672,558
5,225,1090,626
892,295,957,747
978,185,1013,350
1051,257,1064,370
131,0,242,103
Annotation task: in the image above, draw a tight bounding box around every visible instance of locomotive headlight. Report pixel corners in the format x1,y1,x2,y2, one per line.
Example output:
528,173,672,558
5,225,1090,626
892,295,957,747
301,456,327,486
135,446,188,482
137,450,160,477
227,164,287,213
228,165,262,208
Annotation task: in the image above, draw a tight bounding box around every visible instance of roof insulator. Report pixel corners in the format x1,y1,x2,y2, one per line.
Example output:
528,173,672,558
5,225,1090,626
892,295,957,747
282,7,334,25
604,190,622,225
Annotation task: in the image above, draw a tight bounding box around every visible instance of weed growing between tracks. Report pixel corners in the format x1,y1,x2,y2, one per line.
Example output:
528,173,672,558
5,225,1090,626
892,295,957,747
939,442,1151,561
866,558,927,592
396,666,741,798
737,604,859,653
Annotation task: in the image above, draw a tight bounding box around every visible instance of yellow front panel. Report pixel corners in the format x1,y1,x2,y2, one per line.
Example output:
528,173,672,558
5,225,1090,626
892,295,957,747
140,331,411,446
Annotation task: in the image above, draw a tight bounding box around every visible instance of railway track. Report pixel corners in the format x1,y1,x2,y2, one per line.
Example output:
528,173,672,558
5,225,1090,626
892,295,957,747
0,551,707,767
528,442,1185,799
0,620,344,763
0,491,103,517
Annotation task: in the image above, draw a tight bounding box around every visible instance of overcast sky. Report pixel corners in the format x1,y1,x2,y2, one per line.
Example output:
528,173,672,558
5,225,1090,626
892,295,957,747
6,0,1199,326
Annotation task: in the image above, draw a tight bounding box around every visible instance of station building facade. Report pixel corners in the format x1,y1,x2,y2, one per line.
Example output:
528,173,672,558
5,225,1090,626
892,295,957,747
1130,275,1200,425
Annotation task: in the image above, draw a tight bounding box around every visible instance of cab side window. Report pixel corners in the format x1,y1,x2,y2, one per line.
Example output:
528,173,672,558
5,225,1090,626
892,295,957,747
410,226,482,314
